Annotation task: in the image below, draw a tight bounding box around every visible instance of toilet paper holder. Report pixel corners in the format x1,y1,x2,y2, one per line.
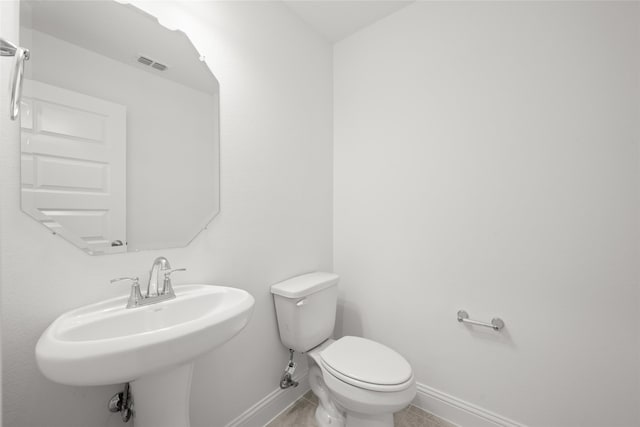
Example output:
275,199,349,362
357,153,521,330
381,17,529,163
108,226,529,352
457,310,505,332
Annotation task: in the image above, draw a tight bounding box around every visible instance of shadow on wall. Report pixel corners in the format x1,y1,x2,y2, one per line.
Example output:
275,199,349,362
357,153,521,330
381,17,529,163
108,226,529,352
334,299,363,338
462,324,517,348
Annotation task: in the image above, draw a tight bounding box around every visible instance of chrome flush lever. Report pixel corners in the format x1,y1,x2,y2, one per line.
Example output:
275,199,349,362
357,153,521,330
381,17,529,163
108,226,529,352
1,37,30,120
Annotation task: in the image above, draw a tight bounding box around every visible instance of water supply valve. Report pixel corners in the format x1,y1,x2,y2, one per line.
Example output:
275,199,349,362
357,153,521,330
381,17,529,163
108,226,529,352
279,349,299,389
284,362,296,377
108,382,133,423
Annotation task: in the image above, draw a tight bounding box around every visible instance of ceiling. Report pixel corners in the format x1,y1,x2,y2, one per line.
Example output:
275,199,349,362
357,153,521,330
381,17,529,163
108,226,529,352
20,0,218,94
282,0,414,43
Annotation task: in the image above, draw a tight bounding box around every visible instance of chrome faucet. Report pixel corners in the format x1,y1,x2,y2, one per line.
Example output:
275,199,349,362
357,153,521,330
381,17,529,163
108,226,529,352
111,257,185,309
146,256,185,298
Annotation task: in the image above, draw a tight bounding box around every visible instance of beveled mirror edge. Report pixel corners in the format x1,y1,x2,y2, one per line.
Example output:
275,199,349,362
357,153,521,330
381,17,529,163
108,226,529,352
19,0,221,255
114,0,222,255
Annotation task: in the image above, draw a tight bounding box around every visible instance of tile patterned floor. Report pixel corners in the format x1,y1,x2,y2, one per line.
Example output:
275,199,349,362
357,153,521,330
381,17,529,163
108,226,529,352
266,391,457,427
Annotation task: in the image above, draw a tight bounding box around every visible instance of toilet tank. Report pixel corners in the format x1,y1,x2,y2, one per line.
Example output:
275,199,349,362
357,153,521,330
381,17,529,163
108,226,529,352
271,272,339,352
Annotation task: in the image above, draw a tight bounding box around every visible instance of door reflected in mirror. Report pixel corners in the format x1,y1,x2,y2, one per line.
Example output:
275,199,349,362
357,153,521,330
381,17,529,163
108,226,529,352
19,0,220,255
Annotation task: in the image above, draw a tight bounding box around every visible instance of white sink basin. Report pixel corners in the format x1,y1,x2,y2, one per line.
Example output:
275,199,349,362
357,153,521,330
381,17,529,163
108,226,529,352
36,284,255,386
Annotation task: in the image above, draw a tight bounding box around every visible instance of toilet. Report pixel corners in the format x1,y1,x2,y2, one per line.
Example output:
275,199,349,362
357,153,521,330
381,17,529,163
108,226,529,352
271,272,416,427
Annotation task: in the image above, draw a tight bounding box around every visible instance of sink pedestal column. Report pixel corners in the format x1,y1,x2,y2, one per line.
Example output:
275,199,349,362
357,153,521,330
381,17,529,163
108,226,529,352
130,363,194,427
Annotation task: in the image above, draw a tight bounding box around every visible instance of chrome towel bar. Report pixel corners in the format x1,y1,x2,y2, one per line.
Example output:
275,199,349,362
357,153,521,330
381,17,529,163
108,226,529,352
457,310,504,331
1,37,30,120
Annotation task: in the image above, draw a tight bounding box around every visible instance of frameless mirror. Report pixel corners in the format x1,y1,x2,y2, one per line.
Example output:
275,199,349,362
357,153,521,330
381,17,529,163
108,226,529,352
19,1,220,255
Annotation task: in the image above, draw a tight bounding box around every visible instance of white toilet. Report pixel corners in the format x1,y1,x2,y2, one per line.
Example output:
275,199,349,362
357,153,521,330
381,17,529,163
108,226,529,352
271,272,416,427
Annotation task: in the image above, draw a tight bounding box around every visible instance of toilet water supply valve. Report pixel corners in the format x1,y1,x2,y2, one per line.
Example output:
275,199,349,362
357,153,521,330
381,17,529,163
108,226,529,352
280,349,299,389
108,382,133,422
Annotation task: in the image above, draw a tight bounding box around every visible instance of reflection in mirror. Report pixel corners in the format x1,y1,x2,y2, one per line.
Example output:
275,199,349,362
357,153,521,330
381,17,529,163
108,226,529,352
19,1,220,255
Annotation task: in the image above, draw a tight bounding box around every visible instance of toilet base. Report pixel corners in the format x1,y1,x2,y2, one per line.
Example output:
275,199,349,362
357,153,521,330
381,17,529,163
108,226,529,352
309,364,345,427
346,412,393,427
314,404,345,427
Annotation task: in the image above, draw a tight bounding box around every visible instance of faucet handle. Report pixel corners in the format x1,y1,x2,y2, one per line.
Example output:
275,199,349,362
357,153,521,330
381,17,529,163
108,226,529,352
110,277,144,309
160,268,185,296
163,268,186,278
110,276,139,285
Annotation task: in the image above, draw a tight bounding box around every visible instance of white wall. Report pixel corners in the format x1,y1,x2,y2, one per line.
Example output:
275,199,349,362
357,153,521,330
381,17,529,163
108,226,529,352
1,1,332,426
334,2,640,426
20,27,220,251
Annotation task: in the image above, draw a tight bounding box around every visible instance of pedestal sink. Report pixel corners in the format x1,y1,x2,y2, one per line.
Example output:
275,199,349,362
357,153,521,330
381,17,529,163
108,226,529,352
36,284,255,427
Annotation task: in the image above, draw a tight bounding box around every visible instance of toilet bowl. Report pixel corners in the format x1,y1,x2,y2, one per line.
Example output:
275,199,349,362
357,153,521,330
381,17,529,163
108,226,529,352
271,272,416,427
307,338,416,427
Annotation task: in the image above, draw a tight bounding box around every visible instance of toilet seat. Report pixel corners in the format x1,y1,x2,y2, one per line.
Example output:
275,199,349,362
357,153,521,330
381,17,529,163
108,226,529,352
320,336,413,392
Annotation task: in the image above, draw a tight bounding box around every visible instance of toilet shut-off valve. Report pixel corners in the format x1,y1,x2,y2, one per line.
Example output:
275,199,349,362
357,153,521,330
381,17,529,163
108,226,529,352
108,382,133,423
280,349,298,389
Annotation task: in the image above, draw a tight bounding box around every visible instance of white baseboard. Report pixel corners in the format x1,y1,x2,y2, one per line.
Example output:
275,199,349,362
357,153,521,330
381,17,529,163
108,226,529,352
224,374,524,427
412,382,526,427
224,372,310,427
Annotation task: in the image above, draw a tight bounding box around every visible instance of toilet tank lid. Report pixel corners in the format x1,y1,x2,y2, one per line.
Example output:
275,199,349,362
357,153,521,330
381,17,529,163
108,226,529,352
271,272,339,298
